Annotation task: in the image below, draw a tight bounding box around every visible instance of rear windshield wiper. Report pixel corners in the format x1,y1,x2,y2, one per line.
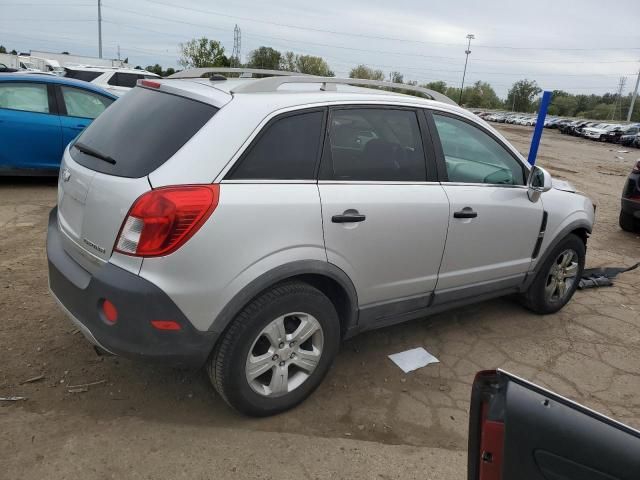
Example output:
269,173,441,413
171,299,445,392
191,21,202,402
73,141,116,165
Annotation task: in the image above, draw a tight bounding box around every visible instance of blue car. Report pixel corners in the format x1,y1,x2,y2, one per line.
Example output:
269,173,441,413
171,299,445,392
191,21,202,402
0,73,117,175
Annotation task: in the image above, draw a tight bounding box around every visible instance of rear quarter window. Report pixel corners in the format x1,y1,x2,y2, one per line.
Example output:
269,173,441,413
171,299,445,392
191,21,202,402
226,110,325,180
70,87,218,178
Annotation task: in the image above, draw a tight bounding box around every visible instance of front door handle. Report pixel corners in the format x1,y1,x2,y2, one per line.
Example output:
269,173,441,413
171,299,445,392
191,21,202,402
453,207,478,219
332,211,366,223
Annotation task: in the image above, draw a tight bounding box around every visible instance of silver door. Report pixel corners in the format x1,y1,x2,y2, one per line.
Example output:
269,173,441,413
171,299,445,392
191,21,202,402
318,107,450,309
430,112,543,293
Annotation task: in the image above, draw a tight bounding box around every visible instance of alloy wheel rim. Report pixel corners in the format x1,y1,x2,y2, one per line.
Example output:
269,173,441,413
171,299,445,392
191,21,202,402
545,249,579,303
245,312,324,398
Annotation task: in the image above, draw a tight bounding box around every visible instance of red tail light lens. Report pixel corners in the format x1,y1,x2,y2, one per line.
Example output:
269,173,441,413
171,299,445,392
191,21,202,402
115,185,219,257
140,79,161,89
101,299,118,324
150,320,182,331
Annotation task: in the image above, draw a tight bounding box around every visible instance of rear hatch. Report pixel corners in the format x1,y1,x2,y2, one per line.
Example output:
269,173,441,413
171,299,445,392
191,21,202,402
57,85,219,274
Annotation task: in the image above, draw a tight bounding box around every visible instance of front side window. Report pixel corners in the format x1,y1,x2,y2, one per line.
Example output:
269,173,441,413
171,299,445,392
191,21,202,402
322,108,426,181
228,110,324,180
433,113,525,185
60,86,113,119
0,82,49,113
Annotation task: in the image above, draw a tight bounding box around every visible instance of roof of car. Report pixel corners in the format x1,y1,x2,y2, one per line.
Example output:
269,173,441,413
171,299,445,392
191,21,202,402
160,76,472,118
0,73,118,98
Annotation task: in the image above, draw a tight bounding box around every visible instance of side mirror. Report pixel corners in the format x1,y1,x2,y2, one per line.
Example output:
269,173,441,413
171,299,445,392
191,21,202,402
527,165,552,202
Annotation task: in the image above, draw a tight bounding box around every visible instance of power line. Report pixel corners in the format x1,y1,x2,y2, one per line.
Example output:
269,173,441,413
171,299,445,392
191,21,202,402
3,0,640,54
121,0,640,53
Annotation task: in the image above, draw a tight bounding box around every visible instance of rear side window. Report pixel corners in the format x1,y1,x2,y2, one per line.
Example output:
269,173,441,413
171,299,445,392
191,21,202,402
64,69,102,82
227,110,324,180
0,82,49,113
70,87,217,178
321,108,427,181
60,86,113,119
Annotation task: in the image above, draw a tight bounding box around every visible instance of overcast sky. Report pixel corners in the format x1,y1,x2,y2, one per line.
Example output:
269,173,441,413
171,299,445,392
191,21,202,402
1,0,639,97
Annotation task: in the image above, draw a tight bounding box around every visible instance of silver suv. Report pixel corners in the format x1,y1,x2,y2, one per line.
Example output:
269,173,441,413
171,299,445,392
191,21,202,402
47,71,595,416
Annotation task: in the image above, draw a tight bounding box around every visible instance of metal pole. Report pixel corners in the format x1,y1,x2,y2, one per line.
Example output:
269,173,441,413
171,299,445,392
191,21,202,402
528,91,553,166
627,68,640,122
98,0,102,59
458,34,474,104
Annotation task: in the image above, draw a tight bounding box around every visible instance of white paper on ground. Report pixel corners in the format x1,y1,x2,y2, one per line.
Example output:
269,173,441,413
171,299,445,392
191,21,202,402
388,347,439,373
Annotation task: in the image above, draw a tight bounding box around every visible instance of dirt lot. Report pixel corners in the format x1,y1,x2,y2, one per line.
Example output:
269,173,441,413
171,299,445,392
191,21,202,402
1,125,639,479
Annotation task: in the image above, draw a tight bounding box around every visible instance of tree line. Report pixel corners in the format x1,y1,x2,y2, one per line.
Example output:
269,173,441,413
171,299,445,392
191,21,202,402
174,39,639,121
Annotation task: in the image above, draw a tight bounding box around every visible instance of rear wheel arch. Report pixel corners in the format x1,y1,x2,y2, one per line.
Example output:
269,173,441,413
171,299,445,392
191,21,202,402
209,260,359,340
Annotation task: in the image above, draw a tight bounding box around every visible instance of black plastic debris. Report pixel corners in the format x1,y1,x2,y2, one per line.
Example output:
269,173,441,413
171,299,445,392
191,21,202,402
578,262,639,289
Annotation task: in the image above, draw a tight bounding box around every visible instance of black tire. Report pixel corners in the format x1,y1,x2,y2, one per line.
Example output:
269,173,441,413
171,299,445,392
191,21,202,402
619,210,640,232
521,234,586,315
208,281,340,417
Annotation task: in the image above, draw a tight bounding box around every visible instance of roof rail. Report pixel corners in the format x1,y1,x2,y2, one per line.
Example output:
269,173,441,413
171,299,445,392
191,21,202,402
229,76,457,106
168,67,310,79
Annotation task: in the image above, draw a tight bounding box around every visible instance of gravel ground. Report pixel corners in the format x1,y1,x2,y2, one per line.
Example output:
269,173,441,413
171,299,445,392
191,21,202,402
1,125,638,479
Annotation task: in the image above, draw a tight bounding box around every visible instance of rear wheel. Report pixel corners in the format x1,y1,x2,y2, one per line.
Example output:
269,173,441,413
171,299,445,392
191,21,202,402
619,210,640,232
521,234,585,314
208,281,340,416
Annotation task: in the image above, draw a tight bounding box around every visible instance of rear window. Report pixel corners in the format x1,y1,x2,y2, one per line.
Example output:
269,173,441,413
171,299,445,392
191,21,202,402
64,69,102,82
107,72,155,88
70,87,217,178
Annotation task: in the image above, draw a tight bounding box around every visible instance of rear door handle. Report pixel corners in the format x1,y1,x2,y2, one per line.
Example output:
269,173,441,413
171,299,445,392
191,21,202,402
332,211,366,223
453,207,478,219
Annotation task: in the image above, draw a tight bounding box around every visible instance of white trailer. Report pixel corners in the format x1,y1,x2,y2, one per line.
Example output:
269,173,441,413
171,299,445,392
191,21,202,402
30,50,127,69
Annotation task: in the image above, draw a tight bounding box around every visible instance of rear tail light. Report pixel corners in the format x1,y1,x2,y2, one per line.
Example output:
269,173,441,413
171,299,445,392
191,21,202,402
140,79,161,89
115,185,219,257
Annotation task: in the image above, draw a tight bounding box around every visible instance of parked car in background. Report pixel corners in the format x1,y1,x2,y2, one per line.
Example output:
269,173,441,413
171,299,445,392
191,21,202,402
0,73,116,175
552,119,573,130
619,126,640,147
48,72,594,416
620,159,640,232
604,124,631,143
0,62,19,73
63,65,160,96
582,123,618,141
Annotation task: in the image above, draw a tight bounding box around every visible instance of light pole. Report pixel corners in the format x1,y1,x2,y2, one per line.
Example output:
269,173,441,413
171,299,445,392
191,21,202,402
459,34,474,104
97,0,102,59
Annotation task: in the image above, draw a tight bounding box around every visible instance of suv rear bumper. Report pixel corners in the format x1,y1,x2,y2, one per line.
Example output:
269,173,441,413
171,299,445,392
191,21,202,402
47,207,217,367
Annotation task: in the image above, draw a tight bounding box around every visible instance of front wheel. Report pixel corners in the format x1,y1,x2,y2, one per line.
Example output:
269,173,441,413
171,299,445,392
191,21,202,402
208,281,340,417
521,234,585,314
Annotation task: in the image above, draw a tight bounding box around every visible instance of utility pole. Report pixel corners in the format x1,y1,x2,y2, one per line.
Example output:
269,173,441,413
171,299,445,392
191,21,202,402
459,33,474,105
97,0,103,59
232,24,241,67
611,77,626,120
627,67,640,122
